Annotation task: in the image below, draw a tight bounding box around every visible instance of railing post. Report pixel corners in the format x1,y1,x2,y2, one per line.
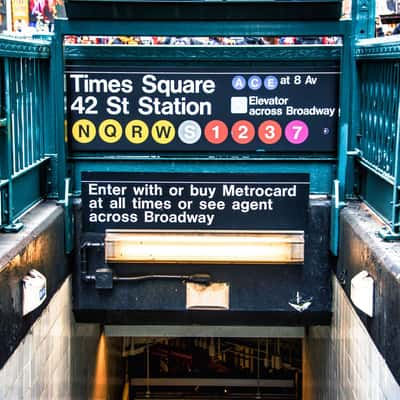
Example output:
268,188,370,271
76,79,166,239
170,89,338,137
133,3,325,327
33,33,58,201
47,30,65,200
2,58,23,232
51,21,73,253
330,20,353,255
353,0,376,40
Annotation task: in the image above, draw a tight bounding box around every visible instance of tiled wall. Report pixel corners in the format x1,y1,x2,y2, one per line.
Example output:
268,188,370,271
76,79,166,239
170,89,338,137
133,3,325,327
0,277,111,400
4,267,399,399
303,275,400,400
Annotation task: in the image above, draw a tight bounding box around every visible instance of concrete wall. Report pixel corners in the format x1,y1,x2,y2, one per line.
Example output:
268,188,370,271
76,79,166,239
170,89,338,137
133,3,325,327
0,277,123,399
0,202,68,368
337,202,400,383
0,202,123,399
303,275,400,400
303,202,400,399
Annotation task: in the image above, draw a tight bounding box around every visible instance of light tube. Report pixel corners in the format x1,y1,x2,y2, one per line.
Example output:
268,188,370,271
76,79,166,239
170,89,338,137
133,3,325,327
105,230,304,264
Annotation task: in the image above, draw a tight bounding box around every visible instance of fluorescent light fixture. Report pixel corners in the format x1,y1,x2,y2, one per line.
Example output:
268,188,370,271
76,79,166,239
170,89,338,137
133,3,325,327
105,230,304,264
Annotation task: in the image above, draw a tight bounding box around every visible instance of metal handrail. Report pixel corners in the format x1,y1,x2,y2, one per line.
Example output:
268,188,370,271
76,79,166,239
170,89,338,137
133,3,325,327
0,36,52,231
355,39,400,238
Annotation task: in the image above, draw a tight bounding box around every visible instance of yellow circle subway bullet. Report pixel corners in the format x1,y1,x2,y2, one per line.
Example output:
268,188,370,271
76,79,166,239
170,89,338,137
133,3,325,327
72,119,96,143
151,120,175,144
99,119,123,143
125,120,149,144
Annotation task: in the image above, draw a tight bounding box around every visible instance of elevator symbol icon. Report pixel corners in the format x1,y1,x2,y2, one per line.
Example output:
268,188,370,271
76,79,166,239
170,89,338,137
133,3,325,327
231,97,248,114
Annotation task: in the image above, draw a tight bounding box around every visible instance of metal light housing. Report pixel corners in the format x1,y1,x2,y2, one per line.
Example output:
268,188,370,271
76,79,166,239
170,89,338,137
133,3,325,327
105,230,304,264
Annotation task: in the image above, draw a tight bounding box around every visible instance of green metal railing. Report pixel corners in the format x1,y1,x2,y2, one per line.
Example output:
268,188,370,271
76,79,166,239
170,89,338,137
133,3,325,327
356,39,400,238
0,36,52,231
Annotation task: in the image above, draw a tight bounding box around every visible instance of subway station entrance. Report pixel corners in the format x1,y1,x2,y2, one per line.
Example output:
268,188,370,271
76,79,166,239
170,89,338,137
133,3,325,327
3,0,400,398
54,1,350,398
101,325,306,399
104,327,304,399
120,337,301,399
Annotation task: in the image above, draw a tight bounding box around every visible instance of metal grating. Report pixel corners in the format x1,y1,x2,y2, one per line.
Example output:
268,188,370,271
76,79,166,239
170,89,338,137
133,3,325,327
359,60,400,180
0,37,51,229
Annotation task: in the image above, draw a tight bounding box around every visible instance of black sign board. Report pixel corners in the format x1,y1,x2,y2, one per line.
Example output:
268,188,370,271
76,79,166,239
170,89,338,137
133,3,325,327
67,66,339,153
64,0,343,21
81,172,309,233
